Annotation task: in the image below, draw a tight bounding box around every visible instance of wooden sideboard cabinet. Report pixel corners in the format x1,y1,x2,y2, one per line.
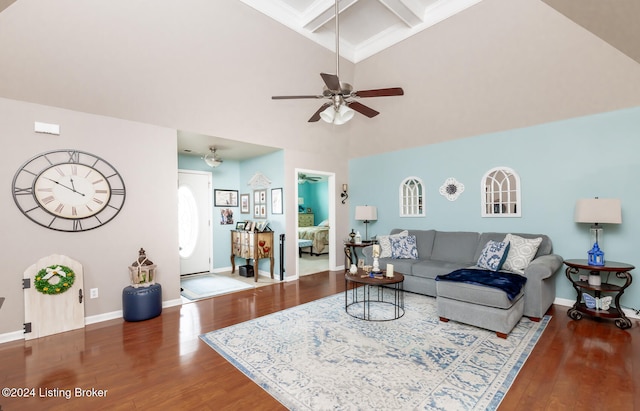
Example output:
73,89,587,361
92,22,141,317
230,230,274,282
298,213,314,227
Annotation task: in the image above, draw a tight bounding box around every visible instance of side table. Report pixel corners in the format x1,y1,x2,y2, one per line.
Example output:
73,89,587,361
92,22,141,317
344,241,375,270
564,259,634,329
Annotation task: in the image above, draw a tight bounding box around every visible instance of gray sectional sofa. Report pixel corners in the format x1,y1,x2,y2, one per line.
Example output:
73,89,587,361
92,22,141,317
362,229,563,337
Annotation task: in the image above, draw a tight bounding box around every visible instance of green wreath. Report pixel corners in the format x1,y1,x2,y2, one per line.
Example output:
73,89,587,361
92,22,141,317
35,265,75,295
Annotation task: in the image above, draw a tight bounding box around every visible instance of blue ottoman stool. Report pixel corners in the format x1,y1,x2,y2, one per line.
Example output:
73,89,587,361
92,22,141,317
298,239,313,257
122,283,162,321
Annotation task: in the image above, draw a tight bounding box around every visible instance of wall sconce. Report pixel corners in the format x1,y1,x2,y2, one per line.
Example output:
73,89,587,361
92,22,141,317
341,184,348,204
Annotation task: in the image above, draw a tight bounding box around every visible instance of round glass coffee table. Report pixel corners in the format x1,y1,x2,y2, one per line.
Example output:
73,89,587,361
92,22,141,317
344,270,405,321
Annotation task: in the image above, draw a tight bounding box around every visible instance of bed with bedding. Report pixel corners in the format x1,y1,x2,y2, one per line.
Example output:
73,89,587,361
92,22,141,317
297,225,329,255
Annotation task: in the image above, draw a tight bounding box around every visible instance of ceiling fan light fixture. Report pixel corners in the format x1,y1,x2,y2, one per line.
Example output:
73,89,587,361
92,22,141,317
320,103,354,125
334,104,354,125
203,146,223,168
320,105,336,123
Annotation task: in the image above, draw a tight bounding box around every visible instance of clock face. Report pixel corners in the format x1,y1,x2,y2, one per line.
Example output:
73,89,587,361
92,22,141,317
12,150,126,232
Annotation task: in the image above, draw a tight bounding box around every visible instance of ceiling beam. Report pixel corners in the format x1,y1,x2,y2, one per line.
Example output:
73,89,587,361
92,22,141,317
303,0,358,33
379,0,424,27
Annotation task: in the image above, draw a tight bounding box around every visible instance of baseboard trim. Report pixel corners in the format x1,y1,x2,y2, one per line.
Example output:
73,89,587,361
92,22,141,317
553,297,639,319
0,298,183,344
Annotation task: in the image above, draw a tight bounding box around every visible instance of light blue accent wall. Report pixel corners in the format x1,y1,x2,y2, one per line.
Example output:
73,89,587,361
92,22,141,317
298,181,329,223
349,106,640,309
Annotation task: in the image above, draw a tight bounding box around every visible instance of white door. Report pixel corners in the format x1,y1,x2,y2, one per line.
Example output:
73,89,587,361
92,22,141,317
24,254,85,340
178,170,212,275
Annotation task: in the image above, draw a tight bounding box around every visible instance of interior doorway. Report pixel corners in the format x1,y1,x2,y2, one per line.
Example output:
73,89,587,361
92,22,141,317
295,169,337,278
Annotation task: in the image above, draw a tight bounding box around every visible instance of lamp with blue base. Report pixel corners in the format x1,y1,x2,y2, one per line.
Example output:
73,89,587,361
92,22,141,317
587,241,605,267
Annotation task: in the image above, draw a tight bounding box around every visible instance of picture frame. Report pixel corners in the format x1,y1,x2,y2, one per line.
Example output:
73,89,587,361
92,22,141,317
214,189,238,207
220,208,234,225
253,189,267,219
240,193,250,214
256,220,270,232
271,188,283,214
236,221,246,230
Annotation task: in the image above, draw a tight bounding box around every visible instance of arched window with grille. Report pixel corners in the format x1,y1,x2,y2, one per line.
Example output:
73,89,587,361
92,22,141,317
400,176,425,217
481,167,521,217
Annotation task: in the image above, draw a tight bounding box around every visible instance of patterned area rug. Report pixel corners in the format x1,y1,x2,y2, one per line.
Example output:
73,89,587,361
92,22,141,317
200,291,550,410
180,273,252,300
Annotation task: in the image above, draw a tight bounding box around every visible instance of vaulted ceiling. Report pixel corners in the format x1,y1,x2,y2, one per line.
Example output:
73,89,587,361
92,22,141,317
0,1,639,160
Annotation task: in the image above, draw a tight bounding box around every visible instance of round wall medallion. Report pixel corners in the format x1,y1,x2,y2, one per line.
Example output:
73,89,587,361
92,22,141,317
439,177,464,201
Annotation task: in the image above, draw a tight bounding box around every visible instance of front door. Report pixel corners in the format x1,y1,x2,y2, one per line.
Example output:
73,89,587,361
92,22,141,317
178,170,212,275
24,254,85,340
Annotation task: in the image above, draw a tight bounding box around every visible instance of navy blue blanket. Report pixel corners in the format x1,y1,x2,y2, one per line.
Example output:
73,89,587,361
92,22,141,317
435,268,527,301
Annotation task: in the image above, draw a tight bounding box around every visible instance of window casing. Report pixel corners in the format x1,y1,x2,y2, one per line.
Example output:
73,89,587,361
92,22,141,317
481,167,521,217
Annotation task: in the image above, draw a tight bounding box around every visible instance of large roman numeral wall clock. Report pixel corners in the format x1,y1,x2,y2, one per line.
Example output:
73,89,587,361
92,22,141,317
12,149,126,232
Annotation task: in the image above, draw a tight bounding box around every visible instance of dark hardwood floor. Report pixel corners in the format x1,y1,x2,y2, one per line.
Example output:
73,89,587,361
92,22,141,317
0,270,638,410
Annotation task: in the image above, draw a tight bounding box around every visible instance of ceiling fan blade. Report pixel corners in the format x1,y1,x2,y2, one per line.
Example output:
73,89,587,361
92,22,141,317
308,103,332,122
348,101,380,118
353,87,404,98
272,95,324,100
320,73,341,92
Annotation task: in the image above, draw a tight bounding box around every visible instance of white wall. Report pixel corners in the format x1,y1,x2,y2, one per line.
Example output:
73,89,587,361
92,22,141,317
0,98,180,336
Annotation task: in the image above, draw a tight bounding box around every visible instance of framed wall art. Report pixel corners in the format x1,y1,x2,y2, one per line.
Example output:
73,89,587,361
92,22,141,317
240,193,250,214
271,188,283,214
214,189,238,207
253,189,267,219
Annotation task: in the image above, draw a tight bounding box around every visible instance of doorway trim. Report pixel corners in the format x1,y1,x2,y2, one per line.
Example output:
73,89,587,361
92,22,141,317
294,168,337,279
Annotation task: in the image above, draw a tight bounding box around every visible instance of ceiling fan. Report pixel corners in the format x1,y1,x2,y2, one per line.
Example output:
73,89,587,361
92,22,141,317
203,146,223,168
271,0,404,124
298,173,321,183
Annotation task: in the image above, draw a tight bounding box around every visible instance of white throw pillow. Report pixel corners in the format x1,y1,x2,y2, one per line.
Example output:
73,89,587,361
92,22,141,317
377,230,409,258
318,220,329,227
501,234,542,274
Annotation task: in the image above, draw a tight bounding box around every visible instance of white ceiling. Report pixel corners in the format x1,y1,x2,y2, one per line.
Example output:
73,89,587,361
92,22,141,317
240,0,483,63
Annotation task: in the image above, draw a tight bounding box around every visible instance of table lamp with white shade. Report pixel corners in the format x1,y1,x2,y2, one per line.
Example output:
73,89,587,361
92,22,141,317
355,205,377,242
574,197,622,268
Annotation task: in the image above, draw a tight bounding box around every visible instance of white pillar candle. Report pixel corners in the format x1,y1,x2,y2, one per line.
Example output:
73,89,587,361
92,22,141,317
372,244,380,257
386,263,394,278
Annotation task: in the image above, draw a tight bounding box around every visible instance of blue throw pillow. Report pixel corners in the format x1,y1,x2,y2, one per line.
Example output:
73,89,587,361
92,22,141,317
476,240,510,271
390,235,419,259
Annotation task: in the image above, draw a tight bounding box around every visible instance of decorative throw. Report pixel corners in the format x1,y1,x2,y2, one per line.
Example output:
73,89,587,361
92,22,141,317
436,268,527,301
391,235,419,259
501,234,542,274
477,240,511,271
377,230,408,258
